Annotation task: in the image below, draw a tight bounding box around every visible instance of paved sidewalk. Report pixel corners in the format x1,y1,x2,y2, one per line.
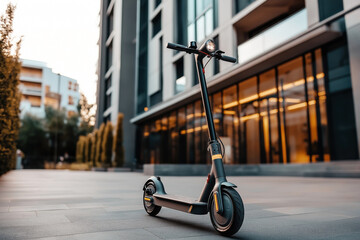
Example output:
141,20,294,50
0,170,359,240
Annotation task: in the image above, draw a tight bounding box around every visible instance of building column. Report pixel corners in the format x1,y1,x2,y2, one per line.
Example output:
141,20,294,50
344,0,360,158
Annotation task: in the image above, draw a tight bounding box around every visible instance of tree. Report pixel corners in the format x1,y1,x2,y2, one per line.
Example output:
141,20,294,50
63,114,80,161
77,93,95,135
95,123,105,164
0,4,21,175
44,106,66,162
101,121,113,166
113,113,125,167
17,114,49,168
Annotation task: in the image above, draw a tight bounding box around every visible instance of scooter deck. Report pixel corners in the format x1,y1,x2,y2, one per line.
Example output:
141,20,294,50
152,193,208,215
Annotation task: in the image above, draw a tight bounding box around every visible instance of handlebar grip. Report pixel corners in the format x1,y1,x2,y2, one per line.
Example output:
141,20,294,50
167,42,188,51
220,55,237,63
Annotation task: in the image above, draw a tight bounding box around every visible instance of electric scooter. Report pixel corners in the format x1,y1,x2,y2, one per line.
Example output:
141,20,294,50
142,39,244,236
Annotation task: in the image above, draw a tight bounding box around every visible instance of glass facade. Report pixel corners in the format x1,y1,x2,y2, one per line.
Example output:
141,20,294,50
187,0,217,42
136,40,358,165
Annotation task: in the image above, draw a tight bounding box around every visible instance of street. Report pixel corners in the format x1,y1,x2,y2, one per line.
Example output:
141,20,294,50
0,170,359,239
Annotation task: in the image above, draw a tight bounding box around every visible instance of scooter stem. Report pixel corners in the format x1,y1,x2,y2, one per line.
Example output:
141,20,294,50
195,55,217,141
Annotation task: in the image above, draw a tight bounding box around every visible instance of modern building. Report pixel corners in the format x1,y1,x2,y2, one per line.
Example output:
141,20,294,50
20,59,80,118
96,0,137,166
130,0,360,167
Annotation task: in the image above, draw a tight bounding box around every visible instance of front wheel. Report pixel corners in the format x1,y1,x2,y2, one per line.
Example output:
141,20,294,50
209,188,244,236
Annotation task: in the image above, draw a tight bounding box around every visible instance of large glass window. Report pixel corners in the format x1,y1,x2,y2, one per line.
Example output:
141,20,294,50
324,39,358,160
169,111,178,163
106,9,113,39
178,108,187,163
212,91,223,137
175,57,185,94
186,104,195,163
187,0,216,42
136,0,149,114
278,57,309,163
152,13,161,37
234,0,256,14
318,0,343,21
136,41,357,166
239,77,260,164
259,69,280,164
223,85,239,164
160,115,169,164
315,49,330,161
106,42,113,71
194,100,203,164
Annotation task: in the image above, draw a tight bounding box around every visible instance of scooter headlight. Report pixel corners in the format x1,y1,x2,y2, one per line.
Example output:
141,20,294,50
205,40,216,53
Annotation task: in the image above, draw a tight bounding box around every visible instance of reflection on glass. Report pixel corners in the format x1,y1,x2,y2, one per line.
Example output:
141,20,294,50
201,99,210,164
259,69,280,163
278,57,309,163
141,124,150,164
315,49,330,161
169,111,178,163
212,92,223,136
161,116,169,164
196,16,205,42
194,101,202,163
187,0,195,22
188,23,195,42
223,85,239,164
186,104,195,163
239,77,260,164
305,53,319,162
205,9,213,37
178,108,187,163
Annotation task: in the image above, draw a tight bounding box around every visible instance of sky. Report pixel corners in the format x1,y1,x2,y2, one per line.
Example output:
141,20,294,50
0,0,100,105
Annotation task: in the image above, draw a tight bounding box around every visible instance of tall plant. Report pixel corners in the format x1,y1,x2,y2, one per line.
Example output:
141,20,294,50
95,123,105,164
0,4,21,175
90,129,98,166
113,113,125,167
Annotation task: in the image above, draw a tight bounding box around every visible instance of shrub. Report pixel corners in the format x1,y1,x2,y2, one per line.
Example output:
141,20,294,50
101,121,113,166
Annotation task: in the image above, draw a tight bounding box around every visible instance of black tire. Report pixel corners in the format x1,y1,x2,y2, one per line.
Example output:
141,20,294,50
209,188,244,236
143,182,161,216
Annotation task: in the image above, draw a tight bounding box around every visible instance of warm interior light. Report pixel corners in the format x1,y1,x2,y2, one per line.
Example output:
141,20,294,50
144,107,148,112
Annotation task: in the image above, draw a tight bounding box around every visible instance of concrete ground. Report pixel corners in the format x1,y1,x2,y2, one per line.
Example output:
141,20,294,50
0,170,359,240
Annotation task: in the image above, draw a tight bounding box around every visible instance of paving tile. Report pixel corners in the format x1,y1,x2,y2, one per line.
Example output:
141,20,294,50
9,204,68,212
0,215,70,227
265,207,321,215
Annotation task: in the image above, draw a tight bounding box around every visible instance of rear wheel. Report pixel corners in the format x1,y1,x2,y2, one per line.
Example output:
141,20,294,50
209,188,244,236
143,182,161,216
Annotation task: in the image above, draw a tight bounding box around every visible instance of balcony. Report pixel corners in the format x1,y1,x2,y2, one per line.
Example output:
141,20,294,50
19,86,42,96
237,8,307,65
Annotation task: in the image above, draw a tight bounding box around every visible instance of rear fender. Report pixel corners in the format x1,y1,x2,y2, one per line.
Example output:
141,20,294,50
143,176,166,195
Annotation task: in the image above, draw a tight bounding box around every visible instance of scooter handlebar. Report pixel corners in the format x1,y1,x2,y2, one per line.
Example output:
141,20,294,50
167,42,189,52
218,54,237,63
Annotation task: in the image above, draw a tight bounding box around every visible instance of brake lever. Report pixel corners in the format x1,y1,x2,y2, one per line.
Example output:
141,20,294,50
213,50,225,59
